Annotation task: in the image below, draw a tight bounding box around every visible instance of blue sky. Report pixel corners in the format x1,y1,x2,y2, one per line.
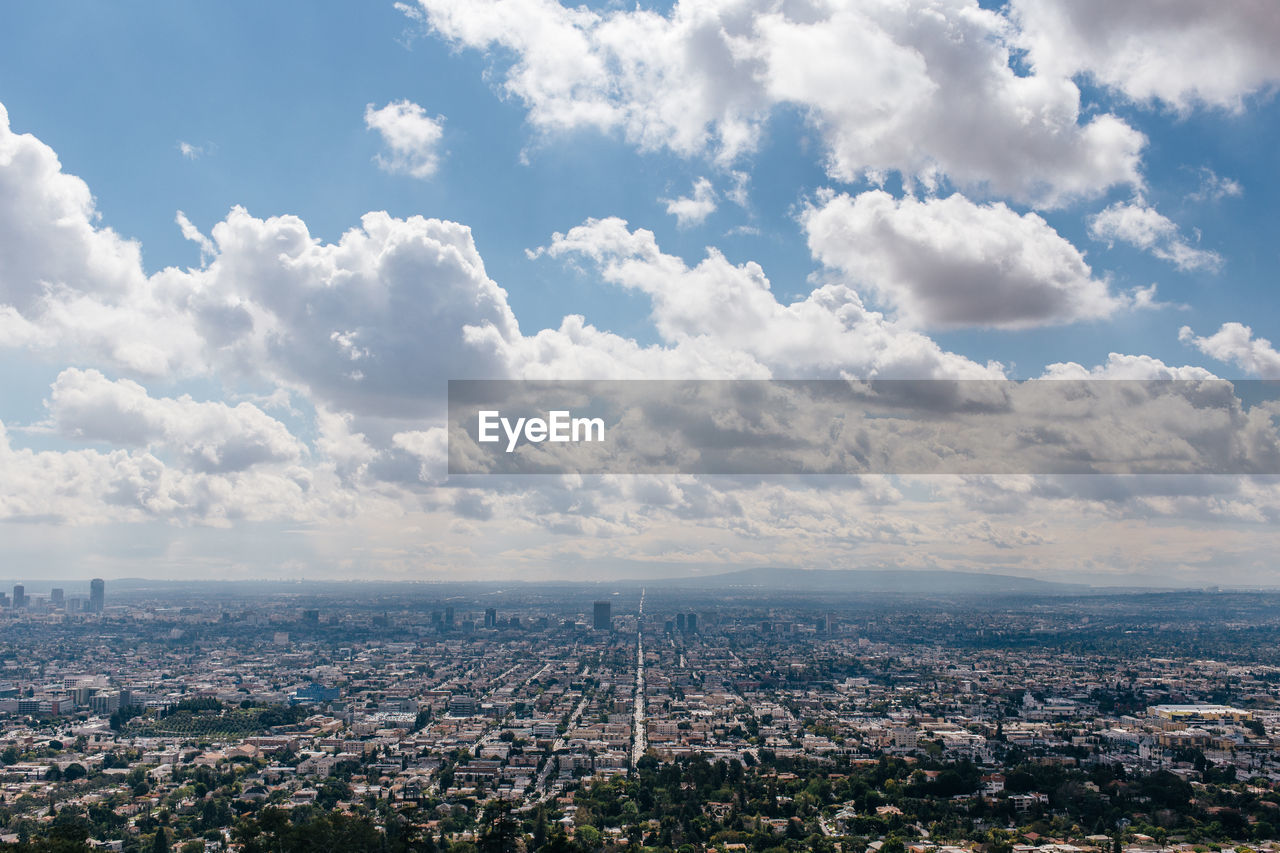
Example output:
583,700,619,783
1,0,1279,585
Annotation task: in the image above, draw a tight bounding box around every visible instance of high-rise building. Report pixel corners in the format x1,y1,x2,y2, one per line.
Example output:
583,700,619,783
676,613,686,632
302,609,320,625
686,612,698,633
89,578,105,613
444,605,455,629
593,600,612,630
12,585,25,609
50,588,64,606
484,607,497,629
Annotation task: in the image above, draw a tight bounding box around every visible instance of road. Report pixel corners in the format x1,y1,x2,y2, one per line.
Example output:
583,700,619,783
527,689,591,805
631,588,647,768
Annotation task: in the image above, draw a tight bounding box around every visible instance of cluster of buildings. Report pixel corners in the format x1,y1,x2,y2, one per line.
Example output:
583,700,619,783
0,585,1279,848
2,578,104,615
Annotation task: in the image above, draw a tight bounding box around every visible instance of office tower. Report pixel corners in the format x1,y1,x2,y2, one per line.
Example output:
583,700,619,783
302,609,319,625
664,620,674,633
12,585,24,609
444,605,455,629
89,578,105,613
593,600,612,630
676,613,686,632
484,607,497,629
686,612,698,633
50,588,64,606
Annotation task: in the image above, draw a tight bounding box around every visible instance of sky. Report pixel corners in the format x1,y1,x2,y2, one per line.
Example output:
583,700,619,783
0,0,1279,587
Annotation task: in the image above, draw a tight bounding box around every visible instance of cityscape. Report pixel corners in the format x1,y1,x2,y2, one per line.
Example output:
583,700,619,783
2,0,1279,852
2,576,1280,852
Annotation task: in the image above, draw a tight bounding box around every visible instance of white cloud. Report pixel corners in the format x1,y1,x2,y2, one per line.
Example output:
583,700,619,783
1040,352,1216,380
175,211,215,259
8,97,1280,581
803,190,1124,329
0,103,145,314
47,368,305,473
191,206,523,416
364,100,446,179
1189,168,1243,203
0,103,204,375
1180,323,1280,377
1088,198,1222,272
1012,0,1280,110
177,141,204,159
2,97,1001,479
536,216,1002,377
662,176,717,228
405,0,1144,207
0,416,328,527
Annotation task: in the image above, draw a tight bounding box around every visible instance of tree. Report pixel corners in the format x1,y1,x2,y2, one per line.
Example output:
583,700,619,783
576,825,602,850
478,800,519,852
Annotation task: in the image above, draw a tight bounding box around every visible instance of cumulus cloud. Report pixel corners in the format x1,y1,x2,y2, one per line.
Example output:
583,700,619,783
536,216,1002,377
47,368,305,473
404,0,1144,206
0,103,204,374
1088,198,1222,272
0,417,327,527
191,207,521,415
5,96,1279,581
1040,352,1216,380
364,100,446,179
1180,323,1280,377
1,96,1007,505
1012,0,1280,110
0,103,146,313
662,176,717,228
803,190,1126,329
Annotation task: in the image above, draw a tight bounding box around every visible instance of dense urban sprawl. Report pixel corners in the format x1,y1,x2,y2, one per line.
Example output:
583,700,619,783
2,581,1280,853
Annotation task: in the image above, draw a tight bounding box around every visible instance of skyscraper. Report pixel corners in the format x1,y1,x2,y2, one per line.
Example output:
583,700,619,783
686,612,698,633
12,585,24,609
676,613,686,632
484,607,497,629
593,600,612,631
50,588,64,606
89,578,105,613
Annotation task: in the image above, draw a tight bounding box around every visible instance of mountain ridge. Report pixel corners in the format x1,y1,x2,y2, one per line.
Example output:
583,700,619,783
645,567,1091,595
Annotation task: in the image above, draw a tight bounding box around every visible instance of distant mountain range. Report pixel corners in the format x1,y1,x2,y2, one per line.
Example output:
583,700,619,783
649,567,1091,595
